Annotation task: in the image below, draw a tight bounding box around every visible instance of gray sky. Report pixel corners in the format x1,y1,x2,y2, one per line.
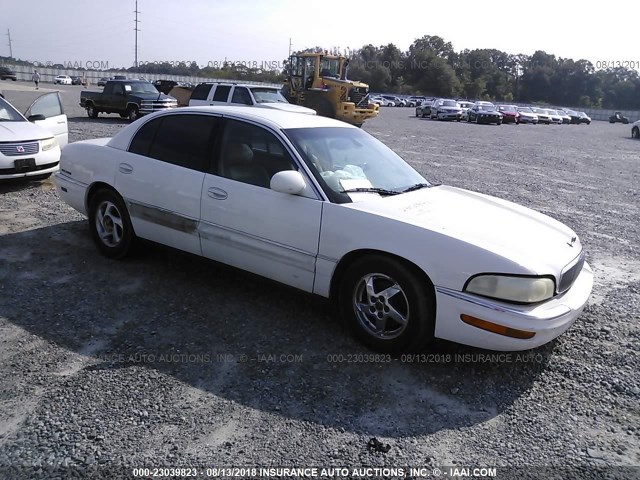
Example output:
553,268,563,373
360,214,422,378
3,0,635,71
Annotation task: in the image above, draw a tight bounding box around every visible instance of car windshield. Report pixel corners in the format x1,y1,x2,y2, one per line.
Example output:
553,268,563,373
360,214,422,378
499,106,516,112
0,97,25,122
518,107,533,113
442,100,458,107
531,107,544,114
478,105,494,111
565,109,577,115
285,127,429,199
250,88,288,104
546,109,557,115
124,82,158,94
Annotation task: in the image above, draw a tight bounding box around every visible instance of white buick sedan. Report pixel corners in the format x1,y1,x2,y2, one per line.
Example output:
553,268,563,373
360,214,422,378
55,106,593,353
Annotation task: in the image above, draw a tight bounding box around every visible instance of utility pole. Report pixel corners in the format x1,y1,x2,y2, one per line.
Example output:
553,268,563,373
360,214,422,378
6,29,12,59
134,0,141,67
288,38,292,57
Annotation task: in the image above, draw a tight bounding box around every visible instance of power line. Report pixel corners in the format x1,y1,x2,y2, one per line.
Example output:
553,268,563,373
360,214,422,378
134,0,141,67
6,29,12,58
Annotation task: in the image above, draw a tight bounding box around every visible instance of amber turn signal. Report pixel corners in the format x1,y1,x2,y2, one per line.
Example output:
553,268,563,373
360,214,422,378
460,314,536,339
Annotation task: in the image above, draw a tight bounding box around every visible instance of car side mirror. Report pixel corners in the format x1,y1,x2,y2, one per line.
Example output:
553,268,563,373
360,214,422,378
27,114,46,122
270,170,306,195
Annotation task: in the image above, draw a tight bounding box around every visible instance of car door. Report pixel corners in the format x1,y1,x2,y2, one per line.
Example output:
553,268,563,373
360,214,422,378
115,113,221,255
199,117,323,292
111,83,129,113
24,92,68,147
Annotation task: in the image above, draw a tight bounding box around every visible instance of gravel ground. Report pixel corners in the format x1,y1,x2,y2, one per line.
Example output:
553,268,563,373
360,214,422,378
0,83,639,479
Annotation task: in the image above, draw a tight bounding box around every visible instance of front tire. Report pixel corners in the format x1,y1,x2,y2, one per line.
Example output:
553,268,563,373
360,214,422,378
88,189,136,259
338,255,435,353
633,127,640,139
127,105,140,122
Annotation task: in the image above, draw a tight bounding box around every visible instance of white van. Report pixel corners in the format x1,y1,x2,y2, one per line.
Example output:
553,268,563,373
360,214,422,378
188,83,316,114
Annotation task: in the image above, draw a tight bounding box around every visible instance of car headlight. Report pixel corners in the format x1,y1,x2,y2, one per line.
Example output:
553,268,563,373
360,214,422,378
41,137,58,152
464,274,555,304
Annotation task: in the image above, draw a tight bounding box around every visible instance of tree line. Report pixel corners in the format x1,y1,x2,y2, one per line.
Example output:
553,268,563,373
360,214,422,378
343,36,640,109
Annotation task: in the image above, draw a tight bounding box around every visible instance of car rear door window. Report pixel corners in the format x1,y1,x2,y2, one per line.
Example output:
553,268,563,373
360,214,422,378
128,118,161,157
129,114,220,172
212,85,232,102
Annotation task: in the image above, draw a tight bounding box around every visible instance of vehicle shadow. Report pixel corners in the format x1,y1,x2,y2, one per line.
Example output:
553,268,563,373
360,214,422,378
0,221,554,438
0,177,51,194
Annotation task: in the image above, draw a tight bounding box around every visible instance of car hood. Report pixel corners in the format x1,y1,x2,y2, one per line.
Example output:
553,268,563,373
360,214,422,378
438,106,460,111
345,185,581,272
256,103,316,115
477,110,501,115
129,92,175,101
0,121,53,142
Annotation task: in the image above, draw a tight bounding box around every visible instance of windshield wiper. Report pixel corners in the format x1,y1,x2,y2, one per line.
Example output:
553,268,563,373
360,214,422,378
401,183,432,193
340,187,400,196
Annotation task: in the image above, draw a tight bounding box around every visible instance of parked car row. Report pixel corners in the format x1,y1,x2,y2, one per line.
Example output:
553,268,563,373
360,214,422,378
0,67,18,81
414,98,592,125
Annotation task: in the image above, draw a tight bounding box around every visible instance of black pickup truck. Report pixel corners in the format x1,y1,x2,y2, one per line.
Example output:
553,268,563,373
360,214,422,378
80,80,178,121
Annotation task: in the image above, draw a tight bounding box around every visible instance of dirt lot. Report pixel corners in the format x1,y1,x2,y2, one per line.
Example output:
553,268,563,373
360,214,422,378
1,83,639,479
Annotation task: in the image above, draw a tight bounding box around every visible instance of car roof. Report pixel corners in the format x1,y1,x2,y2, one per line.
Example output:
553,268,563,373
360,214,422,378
107,107,353,150
183,106,352,130
198,82,279,89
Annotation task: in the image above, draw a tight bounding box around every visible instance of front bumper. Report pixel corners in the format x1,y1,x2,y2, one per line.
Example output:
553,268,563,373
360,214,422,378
519,116,538,124
437,112,461,120
433,262,593,351
336,102,379,125
0,147,61,180
476,115,502,124
139,103,179,115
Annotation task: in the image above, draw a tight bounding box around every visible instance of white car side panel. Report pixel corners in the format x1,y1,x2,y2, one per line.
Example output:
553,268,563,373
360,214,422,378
317,202,530,295
200,175,322,292
114,153,205,255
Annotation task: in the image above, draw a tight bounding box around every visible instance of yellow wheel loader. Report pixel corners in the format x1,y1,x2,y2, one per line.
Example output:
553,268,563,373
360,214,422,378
283,52,379,127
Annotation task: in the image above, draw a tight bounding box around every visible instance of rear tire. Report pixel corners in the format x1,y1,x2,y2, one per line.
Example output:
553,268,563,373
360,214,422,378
86,103,98,118
633,127,640,139
88,189,136,259
338,255,435,353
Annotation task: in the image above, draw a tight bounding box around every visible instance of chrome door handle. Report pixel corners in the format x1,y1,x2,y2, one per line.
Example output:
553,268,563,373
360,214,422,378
207,187,227,200
119,163,133,174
